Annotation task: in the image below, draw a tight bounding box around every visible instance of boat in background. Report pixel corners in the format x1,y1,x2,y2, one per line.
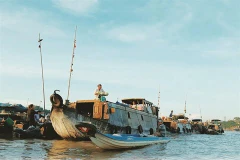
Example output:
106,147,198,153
0,104,27,122
162,100,192,134
75,122,170,150
233,126,240,131
206,119,224,135
191,118,207,134
162,114,192,134
0,104,27,135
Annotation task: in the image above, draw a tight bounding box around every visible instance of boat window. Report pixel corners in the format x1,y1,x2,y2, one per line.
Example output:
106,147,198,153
76,102,94,118
149,128,154,135
141,115,144,121
128,112,131,119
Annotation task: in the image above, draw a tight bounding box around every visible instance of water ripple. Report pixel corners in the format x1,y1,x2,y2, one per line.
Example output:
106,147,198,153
0,131,239,160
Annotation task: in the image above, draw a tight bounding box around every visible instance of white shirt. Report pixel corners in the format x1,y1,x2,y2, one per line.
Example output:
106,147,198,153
94,88,108,99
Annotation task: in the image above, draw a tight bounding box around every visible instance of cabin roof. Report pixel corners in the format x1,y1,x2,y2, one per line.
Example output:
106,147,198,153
0,106,15,109
76,100,99,103
121,98,153,105
0,103,11,107
192,119,202,121
173,114,185,117
172,114,187,119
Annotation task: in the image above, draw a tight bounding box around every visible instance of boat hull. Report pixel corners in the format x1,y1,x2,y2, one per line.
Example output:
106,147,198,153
50,107,86,140
90,133,170,150
192,124,208,134
233,128,240,131
206,129,224,135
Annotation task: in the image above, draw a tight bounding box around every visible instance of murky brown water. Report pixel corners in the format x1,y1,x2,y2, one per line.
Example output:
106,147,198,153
0,131,239,160
0,138,126,159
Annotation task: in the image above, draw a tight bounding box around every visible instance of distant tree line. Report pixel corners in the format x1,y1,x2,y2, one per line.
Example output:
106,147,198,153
222,117,240,129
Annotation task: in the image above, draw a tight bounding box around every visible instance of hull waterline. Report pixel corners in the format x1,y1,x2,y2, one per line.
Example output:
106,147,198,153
90,133,170,150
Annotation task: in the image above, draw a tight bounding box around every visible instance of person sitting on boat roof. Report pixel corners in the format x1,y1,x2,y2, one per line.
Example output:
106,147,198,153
169,110,173,117
94,84,109,101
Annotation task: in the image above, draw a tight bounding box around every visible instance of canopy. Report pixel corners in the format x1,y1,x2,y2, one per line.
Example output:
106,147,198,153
0,103,11,107
0,103,27,112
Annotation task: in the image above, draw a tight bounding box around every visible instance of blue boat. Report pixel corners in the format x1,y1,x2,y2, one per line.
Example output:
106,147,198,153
90,133,170,150
75,123,170,150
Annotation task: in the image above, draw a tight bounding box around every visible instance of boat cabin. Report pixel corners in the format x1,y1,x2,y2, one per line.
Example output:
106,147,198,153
172,114,188,120
191,118,203,125
121,98,158,116
211,119,222,124
192,119,202,122
73,98,159,121
211,119,221,122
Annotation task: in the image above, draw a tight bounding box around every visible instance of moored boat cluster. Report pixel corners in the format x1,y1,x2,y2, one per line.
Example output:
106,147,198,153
0,90,225,150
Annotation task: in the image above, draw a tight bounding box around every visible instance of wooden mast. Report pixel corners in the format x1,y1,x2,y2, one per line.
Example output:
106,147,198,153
184,94,187,114
66,26,77,104
38,33,46,116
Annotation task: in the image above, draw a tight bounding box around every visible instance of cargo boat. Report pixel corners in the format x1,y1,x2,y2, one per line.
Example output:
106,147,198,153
50,91,166,140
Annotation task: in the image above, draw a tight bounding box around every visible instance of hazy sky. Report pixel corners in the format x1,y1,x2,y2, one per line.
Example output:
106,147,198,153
0,0,239,121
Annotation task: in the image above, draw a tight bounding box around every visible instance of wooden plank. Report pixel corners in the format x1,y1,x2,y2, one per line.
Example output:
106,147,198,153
93,101,103,119
76,100,98,103
103,103,109,119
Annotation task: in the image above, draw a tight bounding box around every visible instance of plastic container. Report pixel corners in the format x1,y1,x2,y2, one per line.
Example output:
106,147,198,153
100,96,106,102
5,117,14,127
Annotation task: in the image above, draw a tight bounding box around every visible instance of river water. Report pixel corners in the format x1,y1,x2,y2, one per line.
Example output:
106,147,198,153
0,131,239,160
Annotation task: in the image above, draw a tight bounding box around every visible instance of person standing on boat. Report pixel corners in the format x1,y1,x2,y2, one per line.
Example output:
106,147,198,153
94,84,109,101
169,110,173,117
27,104,36,127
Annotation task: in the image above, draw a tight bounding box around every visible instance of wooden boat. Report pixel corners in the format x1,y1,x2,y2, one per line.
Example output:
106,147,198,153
162,114,192,134
191,118,207,134
50,91,165,140
13,122,60,139
206,119,224,135
75,122,170,150
233,126,240,131
0,106,26,135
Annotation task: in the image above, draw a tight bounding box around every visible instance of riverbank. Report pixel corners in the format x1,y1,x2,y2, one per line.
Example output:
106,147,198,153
224,126,240,131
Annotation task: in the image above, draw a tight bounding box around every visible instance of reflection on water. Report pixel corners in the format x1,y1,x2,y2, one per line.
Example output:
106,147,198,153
47,140,124,159
0,131,239,160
